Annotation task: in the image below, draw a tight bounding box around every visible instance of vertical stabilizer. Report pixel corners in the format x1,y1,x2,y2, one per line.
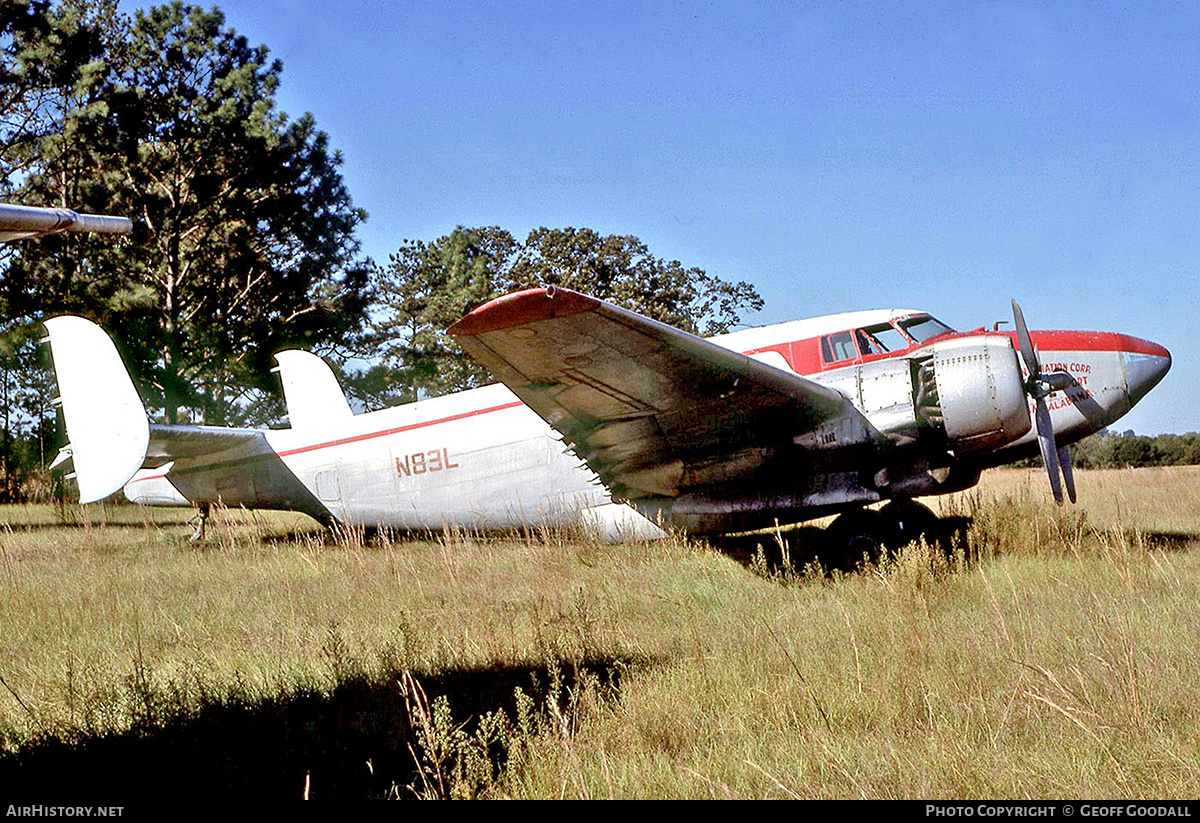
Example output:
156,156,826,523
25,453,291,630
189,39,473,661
273,350,354,430
44,316,150,503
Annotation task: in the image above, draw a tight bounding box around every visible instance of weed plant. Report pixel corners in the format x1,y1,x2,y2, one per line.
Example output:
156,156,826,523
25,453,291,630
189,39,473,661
0,468,1197,798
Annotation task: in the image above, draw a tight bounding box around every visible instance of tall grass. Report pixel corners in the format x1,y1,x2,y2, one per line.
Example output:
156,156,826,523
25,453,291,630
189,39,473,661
0,468,1198,798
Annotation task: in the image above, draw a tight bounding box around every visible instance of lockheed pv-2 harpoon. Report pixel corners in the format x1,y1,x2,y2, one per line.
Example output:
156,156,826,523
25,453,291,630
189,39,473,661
46,287,1170,548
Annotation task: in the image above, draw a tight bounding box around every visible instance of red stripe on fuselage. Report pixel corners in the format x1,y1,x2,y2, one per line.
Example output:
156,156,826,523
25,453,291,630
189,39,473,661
132,324,1165,480
128,399,527,481
749,329,1166,377
1024,330,1168,358
274,400,526,458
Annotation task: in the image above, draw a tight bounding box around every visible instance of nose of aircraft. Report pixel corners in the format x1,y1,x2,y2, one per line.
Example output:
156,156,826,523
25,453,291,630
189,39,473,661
1116,334,1171,406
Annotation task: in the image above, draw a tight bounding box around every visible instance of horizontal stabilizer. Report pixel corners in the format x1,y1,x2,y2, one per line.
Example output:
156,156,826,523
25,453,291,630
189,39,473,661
44,316,149,503
146,423,269,465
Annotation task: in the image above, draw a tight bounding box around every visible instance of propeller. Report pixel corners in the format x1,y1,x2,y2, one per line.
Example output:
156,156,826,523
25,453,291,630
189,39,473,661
1011,300,1077,505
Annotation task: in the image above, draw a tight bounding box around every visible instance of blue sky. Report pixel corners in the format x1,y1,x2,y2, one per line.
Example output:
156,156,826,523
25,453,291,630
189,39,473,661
124,1,1199,433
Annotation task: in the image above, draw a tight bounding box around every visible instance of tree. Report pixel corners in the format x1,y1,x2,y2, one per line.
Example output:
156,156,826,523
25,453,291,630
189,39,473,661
365,226,519,403
368,225,762,404
106,3,371,424
4,2,371,427
513,227,762,336
0,0,119,500
1,0,107,193
1065,429,1200,470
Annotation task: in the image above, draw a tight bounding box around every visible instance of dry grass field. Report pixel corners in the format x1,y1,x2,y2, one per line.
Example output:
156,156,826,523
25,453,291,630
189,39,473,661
1,466,1198,799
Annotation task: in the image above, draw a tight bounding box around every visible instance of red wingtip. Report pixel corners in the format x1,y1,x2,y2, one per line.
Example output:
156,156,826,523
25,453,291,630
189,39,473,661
448,287,600,337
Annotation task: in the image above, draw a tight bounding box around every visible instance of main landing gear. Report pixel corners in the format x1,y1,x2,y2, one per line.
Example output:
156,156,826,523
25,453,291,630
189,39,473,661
824,499,939,563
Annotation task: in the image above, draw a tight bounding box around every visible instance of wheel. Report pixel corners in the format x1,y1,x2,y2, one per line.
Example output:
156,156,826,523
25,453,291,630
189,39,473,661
825,509,892,565
878,499,938,548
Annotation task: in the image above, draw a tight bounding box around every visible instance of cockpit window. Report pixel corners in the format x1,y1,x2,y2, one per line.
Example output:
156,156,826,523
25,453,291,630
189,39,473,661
821,330,856,363
898,315,954,344
857,323,910,355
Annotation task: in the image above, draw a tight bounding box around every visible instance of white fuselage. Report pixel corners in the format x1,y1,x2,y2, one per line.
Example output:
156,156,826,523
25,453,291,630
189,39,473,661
125,311,1169,535
270,384,606,529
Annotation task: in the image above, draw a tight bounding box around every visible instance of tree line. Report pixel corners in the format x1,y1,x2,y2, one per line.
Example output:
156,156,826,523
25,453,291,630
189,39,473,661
3,3,1190,505
0,1,762,501
1068,430,1200,470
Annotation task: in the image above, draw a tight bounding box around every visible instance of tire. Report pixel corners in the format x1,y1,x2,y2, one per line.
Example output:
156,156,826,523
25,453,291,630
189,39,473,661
825,510,892,566
878,499,938,548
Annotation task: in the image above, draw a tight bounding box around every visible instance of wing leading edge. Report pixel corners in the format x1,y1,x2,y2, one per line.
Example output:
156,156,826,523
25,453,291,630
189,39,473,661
0,203,132,242
449,288,880,501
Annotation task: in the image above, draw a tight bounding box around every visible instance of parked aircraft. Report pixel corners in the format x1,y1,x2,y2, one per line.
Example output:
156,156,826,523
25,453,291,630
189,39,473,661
0,202,132,241
44,286,1171,546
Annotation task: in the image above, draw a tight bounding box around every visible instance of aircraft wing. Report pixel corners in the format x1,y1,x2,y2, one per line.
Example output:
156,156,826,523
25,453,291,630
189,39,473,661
449,288,879,500
0,203,132,242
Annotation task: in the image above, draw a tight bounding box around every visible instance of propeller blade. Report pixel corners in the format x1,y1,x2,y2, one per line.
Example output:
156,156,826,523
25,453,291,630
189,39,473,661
1058,443,1077,504
1013,299,1076,505
1011,299,1040,383
1034,396,1063,505
1044,371,1074,392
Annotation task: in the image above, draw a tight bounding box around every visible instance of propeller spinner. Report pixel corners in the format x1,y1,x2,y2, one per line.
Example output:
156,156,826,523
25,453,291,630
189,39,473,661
1011,300,1076,505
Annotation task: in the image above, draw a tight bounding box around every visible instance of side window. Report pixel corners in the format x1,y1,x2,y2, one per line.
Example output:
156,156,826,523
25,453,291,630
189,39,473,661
821,330,856,364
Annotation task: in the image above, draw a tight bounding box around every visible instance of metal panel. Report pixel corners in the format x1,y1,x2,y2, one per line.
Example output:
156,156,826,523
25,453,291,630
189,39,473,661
932,336,1031,452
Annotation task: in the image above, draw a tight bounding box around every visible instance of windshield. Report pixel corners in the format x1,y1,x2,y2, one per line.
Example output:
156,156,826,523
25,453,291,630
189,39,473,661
899,315,954,344
857,323,910,354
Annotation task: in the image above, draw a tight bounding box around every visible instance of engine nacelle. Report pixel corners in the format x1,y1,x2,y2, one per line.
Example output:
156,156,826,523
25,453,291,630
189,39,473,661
927,335,1031,453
